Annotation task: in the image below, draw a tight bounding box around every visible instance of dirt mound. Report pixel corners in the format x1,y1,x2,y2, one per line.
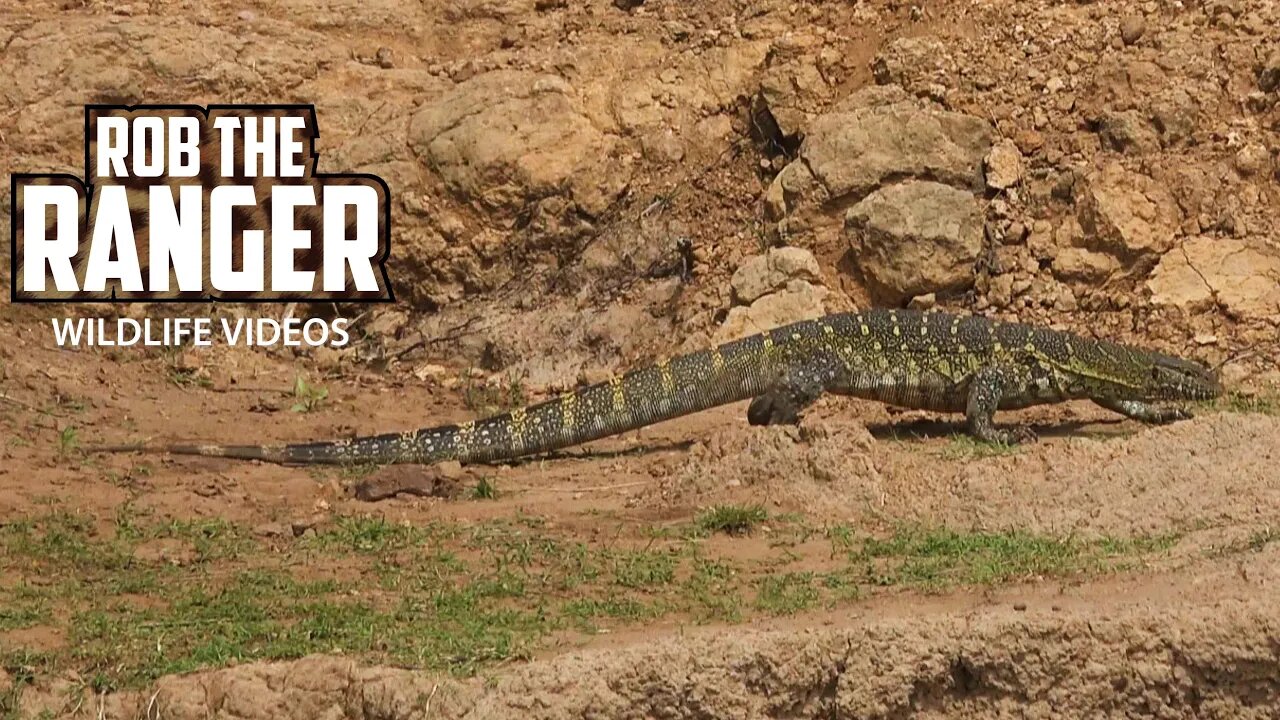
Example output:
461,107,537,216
649,407,1280,540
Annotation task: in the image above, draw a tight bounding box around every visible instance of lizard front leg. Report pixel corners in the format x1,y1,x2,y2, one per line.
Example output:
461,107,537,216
965,365,1036,445
1093,398,1192,424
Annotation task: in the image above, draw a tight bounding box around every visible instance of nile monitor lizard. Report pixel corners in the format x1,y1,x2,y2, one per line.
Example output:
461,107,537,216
96,309,1223,466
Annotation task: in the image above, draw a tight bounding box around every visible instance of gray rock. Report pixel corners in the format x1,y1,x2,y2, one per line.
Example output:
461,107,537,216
1150,90,1198,147
1258,49,1280,92
1098,110,1160,154
845,181,983,304
1119,15,1146,45
871,37,956,99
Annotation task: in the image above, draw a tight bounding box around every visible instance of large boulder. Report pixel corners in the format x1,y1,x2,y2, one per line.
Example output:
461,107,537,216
845,181,983,304
716,280,830,343
716,247,830,342
791,88,992,204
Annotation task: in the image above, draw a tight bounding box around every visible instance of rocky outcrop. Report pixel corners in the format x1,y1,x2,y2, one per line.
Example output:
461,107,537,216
761,87,992,307
408,70,629,217
1075,163,1181,272
1148,238,1280,320
845,181,984,305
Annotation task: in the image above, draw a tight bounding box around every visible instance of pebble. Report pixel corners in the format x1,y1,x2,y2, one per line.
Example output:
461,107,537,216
1233,143,1270,176
1120,15,1146,45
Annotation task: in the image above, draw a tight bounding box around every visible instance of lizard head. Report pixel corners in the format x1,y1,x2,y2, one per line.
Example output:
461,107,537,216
1139,352,1224,402
1055,341,1223,403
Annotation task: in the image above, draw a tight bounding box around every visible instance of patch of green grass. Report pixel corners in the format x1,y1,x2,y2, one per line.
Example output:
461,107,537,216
848,526,1177,591
0,508,1184,696
305,516,441,554
610,549,677,589
290,375,329,413
755,572,819,614
471,477,499,500
167,367,213,389
1212,390,1280,416
695,504,768,536
561,595,657,627
462,374,527,416
1208,527,1277,557
55,425,79,459
0,601,49,632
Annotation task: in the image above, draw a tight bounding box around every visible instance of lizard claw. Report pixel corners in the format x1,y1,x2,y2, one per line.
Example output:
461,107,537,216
988,425,1037,446
1008,425,1039,445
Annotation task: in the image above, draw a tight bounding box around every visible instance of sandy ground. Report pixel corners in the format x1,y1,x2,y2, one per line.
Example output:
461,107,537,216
0,304,1277,717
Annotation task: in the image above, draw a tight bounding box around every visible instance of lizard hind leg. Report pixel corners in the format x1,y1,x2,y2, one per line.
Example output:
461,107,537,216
747,377,826,427
965,365,1037,445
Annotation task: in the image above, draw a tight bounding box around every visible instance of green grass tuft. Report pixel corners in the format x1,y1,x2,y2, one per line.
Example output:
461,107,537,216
695,504,768,536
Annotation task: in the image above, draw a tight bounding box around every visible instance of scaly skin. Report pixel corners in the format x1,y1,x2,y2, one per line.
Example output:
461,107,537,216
97,309,1224,465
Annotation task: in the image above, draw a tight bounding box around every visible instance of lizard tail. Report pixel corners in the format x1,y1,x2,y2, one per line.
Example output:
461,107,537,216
85,429,460,466
88,327,789,466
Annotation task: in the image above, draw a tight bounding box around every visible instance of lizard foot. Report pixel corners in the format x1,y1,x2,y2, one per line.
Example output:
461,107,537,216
1094,398,1194,425
973,425,1037,447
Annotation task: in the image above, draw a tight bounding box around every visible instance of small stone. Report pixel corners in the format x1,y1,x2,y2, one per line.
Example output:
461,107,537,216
1119,15,1146,45
290,515,326,537
1014,129,1045,154
984,138,1024,190
1006,221,1027,244
253,522,289,539
1098,110,1160,154
1013,602,1028,612
237,9,256,21
375,47,394,69
1052,247,1121,283
908,293,936,310
989,274,1015,308
414,363,449,381
1259,50,1280,92
436,460,464,480
1194,333,1218,345
1233,143,1271,176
